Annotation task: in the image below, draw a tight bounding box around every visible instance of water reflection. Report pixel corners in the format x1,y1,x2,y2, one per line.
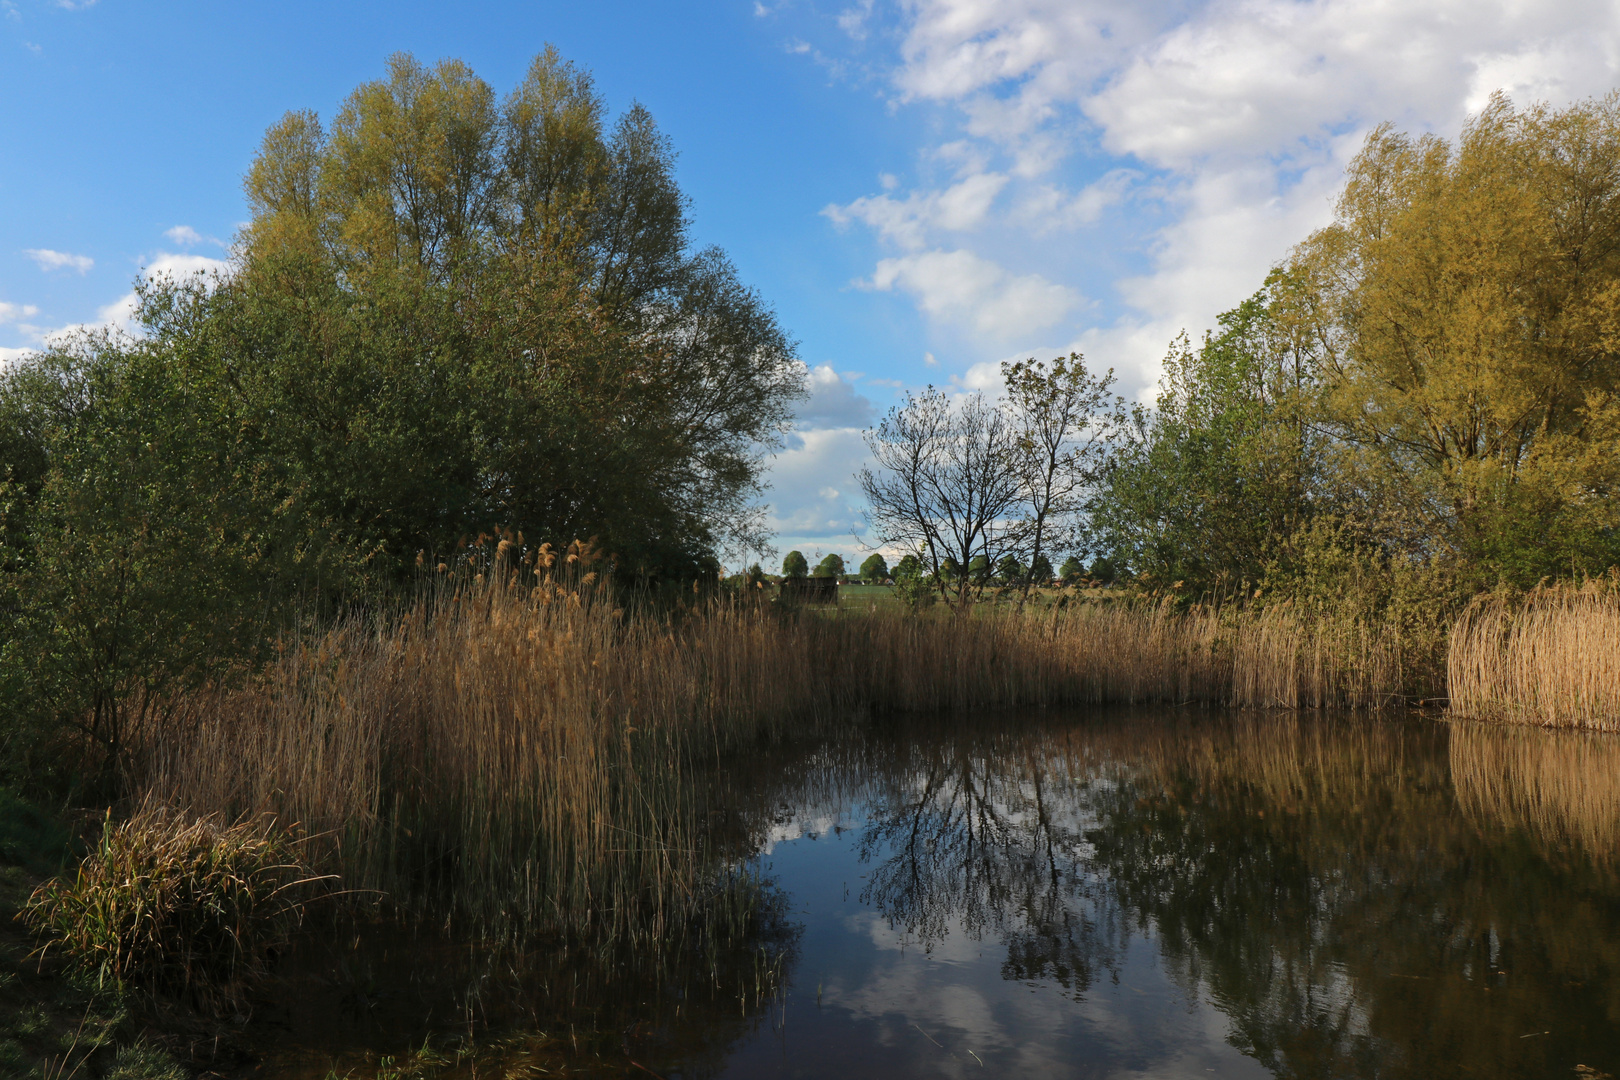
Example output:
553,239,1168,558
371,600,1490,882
704,713,1620,1079
248,711,1620,1079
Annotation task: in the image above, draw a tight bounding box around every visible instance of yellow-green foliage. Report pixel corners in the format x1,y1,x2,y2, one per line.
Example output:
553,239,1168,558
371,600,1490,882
24,809,325,1014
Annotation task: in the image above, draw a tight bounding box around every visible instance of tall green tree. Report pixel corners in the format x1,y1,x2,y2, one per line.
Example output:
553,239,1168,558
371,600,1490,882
239,49,804,574
1002,352,1122,604
858,553,890,582
1092,286,1319,590
781,550,808,579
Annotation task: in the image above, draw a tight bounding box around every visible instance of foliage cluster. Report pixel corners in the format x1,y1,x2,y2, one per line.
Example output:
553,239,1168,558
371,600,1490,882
1091,92,1620,600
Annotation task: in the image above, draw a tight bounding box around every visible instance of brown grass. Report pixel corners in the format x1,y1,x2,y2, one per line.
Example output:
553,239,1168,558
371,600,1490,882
127,557,1429,946
1448,579,1620,729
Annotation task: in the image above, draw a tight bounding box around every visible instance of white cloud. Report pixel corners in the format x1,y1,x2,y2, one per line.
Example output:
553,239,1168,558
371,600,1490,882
825,172,1009,249
862,249,1079,340
54,0,97,8
163,225,218,248
2,2,19,22
837,0,876,41
767,426,873,548
796,363,877,428
1016,168,1139,232
0,346,36,366
25,248,93,275
0,301,40,325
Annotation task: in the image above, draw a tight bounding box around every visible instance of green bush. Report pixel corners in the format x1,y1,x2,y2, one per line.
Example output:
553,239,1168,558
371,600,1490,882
23,809,329,1014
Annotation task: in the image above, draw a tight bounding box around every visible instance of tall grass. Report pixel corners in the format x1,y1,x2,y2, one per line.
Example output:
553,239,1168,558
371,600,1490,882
1448,579,1620,729
128,556,1428,946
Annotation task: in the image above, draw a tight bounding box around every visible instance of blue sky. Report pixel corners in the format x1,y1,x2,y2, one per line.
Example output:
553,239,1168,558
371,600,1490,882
5,0,1619,569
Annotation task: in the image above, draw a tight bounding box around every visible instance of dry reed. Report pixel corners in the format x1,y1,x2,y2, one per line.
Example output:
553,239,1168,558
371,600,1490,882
130,556,1425,946
1448,579,1620,729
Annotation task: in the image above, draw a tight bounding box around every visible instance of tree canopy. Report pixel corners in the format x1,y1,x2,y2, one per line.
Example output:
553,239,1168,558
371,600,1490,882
813,553,846,579
234,49,803,575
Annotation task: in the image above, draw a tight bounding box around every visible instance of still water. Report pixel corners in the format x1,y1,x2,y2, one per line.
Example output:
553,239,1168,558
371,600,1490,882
252,709,1620,1078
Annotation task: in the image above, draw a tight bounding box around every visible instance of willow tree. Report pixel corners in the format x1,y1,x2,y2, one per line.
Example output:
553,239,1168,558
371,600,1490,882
1283,92,1620,582
230,49,802,574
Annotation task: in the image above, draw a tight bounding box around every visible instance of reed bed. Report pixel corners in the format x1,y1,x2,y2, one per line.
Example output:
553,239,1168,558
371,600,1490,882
1448,580,1620,729
130,558,1425,948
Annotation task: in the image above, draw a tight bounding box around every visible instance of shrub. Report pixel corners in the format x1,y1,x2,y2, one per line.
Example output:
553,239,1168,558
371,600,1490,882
23,808,329,1014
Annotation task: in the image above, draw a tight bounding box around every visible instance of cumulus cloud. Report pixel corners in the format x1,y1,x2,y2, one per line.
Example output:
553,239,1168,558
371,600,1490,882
825,172,1008,249
797,363,878,428
0,301,40,325
831,0,1620,391
1016,168,1139,232
766,426,873,548
25,248,93,274
862,249,1079,340
90,251,230,335
162,225,220,248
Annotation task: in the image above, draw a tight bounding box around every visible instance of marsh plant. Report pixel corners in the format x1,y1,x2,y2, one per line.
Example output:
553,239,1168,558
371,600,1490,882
23,807,329,1014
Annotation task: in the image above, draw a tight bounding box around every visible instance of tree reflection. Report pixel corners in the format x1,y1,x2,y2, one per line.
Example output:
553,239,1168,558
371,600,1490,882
756,712,1620,1079
847,725,1126,999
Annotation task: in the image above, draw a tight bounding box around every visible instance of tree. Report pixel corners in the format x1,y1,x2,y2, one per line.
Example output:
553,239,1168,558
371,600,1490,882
1091,290,1319,590
1030,553,1055,585
857,388,1026,611
781,550,808,579
813,553,845,579
0,332,304,793
992,555,1021,584
859,553,890,582
1002,353,1122,606
1058,556,1084,583
1281,92,1620,584
237,49,804,574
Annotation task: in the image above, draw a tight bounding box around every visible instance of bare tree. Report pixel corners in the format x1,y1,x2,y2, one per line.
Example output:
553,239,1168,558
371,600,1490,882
857,388,1026,611
1002,353,1123,607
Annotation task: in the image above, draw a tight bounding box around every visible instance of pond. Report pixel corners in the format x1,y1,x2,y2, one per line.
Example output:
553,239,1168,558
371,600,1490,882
247,708,1620,1079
